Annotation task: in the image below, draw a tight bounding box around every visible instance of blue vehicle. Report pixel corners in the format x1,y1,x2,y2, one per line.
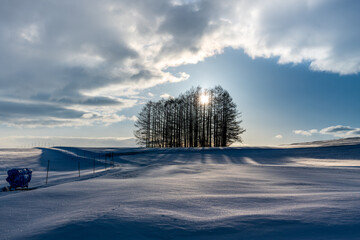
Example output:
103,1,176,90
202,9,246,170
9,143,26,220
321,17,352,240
6,168,32,189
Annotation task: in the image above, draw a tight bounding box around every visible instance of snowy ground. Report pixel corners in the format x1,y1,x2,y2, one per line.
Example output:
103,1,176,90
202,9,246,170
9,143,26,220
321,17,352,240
1,142,360,239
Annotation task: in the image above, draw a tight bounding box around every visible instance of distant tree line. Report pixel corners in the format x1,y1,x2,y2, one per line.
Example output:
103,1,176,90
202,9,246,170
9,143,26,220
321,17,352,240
134,86,245,147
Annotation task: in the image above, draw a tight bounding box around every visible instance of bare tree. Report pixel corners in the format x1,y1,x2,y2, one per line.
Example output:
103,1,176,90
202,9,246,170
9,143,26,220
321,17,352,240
134,86,245,147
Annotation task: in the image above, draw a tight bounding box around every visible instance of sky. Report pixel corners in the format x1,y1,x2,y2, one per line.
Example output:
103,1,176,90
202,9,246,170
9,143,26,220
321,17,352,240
1,0,360,147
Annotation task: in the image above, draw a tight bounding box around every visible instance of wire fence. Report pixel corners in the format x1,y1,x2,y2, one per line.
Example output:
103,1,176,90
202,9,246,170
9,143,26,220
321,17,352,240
1,150,120,191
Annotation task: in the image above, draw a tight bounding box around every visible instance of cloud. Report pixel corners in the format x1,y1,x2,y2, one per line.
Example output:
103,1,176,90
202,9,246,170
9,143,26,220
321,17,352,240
0,100,83,119
0,136,136,148
20,24,40,43
319,125,354,134
318,125,360,138
0,99,137,128
160,93,172,99
294,125,360,138
1,0,360,127
128,115,138,121
275,134,283,139
293,129,318,136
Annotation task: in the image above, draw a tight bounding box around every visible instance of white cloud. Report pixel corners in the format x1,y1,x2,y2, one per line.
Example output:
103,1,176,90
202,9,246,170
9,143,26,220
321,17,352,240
148,92,154,97
319,125,354,135
82,113,94,119
310,129,318,134
0,136,136,148
160,93,172,99
275,134,283,139
294,125,360,138
65,53,105,68
20,24,40,43
128,115,138,121
293,129,318,136
293,130,312,136
1,0,360,128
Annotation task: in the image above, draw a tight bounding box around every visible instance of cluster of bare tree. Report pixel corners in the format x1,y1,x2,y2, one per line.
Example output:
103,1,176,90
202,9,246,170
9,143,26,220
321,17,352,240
134,86,245,148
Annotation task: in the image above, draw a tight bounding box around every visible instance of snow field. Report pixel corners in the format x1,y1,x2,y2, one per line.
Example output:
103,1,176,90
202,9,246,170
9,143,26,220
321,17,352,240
1,144,360,239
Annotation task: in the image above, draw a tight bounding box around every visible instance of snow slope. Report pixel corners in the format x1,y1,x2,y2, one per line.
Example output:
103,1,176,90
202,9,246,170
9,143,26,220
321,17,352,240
1,143,360,239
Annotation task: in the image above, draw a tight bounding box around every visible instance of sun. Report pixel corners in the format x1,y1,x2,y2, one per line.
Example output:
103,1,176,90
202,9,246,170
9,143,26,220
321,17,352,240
200,94,209,105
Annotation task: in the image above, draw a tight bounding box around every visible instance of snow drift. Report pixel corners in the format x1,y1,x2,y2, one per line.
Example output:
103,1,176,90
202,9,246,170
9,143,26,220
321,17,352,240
1,141,360,239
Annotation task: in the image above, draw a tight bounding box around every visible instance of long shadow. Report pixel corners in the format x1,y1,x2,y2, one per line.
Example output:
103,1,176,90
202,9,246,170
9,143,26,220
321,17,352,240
196,144,360,165
37,144,360,173
38,148,99,171
27,214,360,240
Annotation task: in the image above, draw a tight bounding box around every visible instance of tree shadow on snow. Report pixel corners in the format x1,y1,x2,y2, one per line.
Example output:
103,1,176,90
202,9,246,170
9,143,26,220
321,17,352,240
27,215,360,240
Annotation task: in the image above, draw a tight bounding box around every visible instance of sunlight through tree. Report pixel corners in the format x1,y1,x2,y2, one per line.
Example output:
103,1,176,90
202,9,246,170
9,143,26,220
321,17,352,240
134,86,245,147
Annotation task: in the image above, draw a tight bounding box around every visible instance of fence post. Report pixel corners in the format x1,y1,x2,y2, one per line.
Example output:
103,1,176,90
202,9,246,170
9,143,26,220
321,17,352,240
105,153,107,170
93,155,95,174
46,160,50,184
112,152,114,168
